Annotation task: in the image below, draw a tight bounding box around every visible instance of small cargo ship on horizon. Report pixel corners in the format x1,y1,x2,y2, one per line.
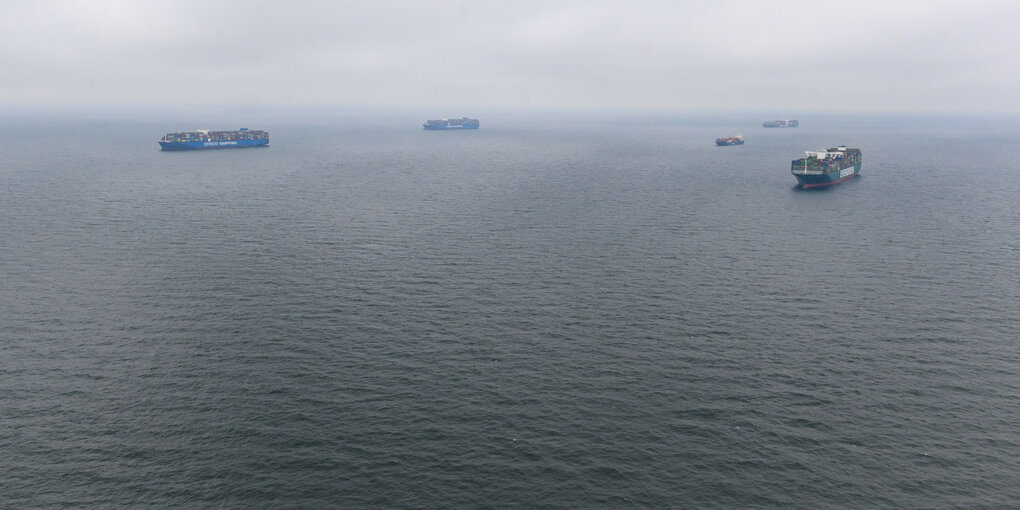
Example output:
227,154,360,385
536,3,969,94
159,128,268,151
423,117,480,130
763,119,798,128
791,146,862,188
716,135,744,146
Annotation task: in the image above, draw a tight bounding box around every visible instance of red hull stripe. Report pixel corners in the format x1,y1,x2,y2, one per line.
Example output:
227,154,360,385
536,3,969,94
800,173,859,188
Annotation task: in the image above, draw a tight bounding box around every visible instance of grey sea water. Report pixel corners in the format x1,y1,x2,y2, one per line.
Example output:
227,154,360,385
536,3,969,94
2,113,1018,508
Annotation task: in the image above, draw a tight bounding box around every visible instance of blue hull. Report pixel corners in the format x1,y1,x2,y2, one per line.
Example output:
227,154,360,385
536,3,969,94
159,139,268,151
423,125,479,130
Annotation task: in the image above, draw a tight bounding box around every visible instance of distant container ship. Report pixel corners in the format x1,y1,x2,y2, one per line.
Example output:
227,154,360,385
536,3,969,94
159,128,268,151
763,119,798,128
791,146,862,188
715,135,744,146
423,117,479,130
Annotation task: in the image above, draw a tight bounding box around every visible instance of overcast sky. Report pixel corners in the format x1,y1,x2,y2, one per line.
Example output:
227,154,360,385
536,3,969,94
1,0,1017,114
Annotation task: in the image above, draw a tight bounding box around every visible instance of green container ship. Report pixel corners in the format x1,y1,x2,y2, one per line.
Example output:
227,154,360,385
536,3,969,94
790,146,862,188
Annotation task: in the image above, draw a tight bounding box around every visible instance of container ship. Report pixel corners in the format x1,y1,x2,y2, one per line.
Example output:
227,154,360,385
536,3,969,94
763,119,798,128
159,128,268,151
423,117,479,130
791,146,862,188
715,135,744,146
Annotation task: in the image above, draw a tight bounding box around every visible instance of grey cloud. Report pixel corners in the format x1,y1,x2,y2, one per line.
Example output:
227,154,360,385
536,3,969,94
0,0,1017,113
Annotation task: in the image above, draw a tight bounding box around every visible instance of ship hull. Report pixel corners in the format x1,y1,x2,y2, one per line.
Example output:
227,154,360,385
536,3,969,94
423,125,479,130
794,162,862,188
716,140,744,146
159,139,269,151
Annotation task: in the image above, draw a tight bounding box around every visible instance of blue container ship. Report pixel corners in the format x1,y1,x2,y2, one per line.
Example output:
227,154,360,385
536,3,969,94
423,117,479,130
791,146,862,188
159,128,268,151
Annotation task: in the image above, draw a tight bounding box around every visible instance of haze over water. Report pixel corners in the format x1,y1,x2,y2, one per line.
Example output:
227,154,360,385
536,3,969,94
2,113,1018,508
